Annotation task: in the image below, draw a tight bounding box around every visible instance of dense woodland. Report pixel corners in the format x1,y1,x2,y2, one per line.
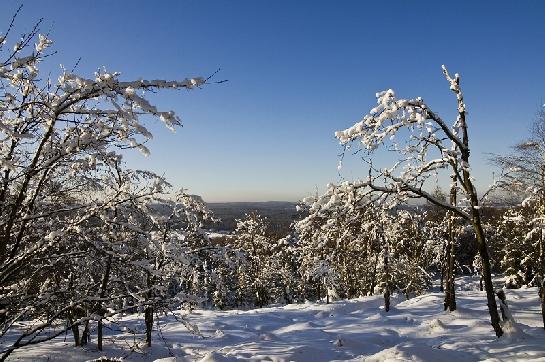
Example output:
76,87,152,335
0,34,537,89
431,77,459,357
0,13,545,361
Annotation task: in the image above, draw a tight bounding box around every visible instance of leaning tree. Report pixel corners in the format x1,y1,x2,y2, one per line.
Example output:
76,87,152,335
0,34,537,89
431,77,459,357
334,66,503,336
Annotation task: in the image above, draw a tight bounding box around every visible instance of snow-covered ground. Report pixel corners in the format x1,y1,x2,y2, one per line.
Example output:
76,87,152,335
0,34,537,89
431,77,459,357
5,278,545,361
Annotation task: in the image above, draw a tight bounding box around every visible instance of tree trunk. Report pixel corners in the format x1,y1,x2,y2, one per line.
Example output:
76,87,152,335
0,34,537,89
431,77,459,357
540,230,545,286
97,255,112,351
444,233,456,311
383,241,390,313
496,290,510,322
98,319,103,351
439,221,449,293
369,253,378,295
439,261,445,292
541,280,545,330
69,318,80,347
384,288,391,313
464,176,503,336
444,232,455,311
145,306,153,347
456,95,503,337
444,168,458,311
474,223,503,337
80,320,90,346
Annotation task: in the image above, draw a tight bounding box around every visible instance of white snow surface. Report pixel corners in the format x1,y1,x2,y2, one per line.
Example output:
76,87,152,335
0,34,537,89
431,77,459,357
5,277,545,361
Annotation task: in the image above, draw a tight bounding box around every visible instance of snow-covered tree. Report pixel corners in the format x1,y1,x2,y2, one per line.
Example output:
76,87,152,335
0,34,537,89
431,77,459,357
266,234,301,304
295,188,373,302
492,107,545,328
334,66,503,336
0,15,216,358
295,183,435,310
230,213,275,307
392,210,433,300
496,209,534,288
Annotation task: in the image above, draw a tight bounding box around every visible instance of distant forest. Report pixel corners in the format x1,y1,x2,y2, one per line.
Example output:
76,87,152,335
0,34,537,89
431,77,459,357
205,201,298,236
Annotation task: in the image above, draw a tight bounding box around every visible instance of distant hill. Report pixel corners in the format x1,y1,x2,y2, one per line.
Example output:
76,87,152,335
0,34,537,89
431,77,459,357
204,201,298,236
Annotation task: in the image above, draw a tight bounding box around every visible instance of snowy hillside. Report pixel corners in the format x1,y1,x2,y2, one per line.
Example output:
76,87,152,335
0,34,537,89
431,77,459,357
6,278,545,361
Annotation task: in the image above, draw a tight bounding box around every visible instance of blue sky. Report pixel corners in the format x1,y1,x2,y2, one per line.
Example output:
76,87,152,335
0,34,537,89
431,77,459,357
2,1,545,202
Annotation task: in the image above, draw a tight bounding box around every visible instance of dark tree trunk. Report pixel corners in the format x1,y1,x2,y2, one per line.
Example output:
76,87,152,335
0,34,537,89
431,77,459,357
383,241,390,313
440,234,448,293
444,236,456,311
80,320,90,346
98,319,103,351
369,254,378,296
496,289,510,322
97,255,112,351
444,171,457,311
145,306,153,347
439,264,445,292
541,280,545,330
474,223,503,337
447,67,503,337
69,318,80,347
443,233,455,311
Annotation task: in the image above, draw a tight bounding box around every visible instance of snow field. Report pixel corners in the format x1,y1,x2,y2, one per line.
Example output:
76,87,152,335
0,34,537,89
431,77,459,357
8,279,545,361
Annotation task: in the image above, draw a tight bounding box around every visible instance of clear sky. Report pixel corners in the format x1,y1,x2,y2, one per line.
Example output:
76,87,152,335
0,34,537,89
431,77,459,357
2,1,545,202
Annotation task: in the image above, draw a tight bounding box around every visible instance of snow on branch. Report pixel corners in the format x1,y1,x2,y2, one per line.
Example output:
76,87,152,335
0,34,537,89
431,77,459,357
333,66,479,218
